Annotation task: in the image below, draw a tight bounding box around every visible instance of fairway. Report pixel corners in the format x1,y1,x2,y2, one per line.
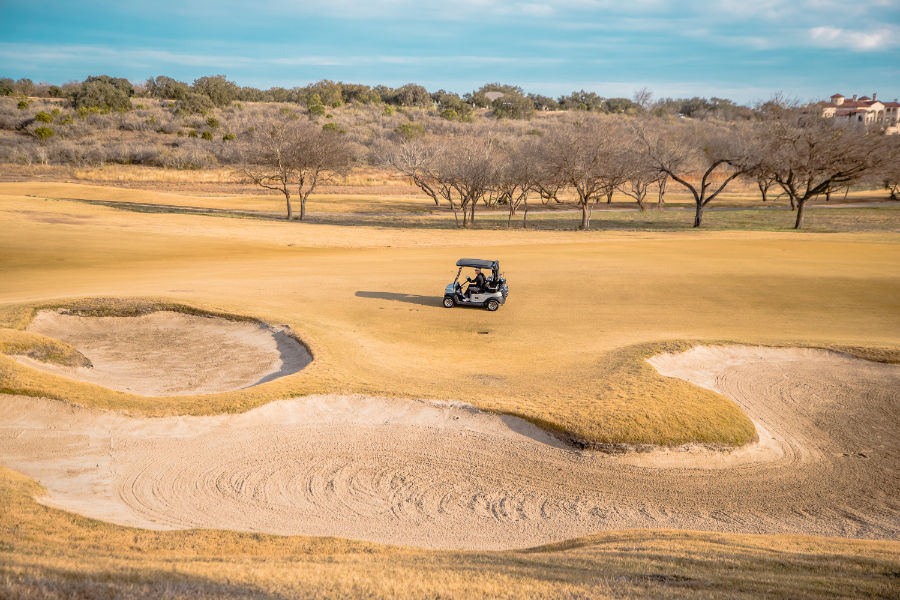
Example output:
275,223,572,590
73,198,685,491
1,182,898,598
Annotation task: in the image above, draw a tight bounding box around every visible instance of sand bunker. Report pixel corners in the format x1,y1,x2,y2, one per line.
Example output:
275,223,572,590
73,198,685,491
0,345,897,550
16,310,311,395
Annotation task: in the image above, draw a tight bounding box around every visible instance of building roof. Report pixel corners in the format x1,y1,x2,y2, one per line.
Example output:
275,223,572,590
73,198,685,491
825,99,882,110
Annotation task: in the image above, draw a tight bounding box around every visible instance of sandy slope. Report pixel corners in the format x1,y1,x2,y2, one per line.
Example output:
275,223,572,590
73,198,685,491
0,346,897,550
17,310,311,395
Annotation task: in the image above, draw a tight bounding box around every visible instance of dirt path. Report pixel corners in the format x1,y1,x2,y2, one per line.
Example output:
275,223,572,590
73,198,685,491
17,310,311,395
0,346,897,550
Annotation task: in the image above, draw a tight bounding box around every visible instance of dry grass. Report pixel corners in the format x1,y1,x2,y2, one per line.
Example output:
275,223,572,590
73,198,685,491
2,183,899,446
2,467,898,599
1,178,895,234
2,180,899,597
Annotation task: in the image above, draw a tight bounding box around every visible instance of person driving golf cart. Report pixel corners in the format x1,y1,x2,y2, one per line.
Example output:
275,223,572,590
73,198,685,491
465,268,487,297
444,258,509,311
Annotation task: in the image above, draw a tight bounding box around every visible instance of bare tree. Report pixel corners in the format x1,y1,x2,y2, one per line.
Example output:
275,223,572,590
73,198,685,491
539,118,617,229
882,143,900,200
439,137,498,228
239,121,301,220
240,120,351,220
495,138,541,227
616,136,660,211
293,124,353,220
756,112,892,229
655,172,668,211
388,140,463,226
388,140,443,207
637,118,751,227
753,172,777,203
633,87,654,111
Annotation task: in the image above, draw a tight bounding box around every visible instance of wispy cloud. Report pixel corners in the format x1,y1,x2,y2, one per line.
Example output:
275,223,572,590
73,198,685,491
0,43,564,73
808,26,900,51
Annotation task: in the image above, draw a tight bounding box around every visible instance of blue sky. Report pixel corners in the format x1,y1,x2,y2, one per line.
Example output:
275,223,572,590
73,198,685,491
2,0,899,103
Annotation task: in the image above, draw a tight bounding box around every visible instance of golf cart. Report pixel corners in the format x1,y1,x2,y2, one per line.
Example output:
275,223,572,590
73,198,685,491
443,258,509,311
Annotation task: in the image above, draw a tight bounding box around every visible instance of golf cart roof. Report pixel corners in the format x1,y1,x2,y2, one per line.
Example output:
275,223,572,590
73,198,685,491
456,258,499,271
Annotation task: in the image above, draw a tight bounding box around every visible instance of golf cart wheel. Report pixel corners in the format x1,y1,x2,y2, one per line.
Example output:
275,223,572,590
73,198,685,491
443,296,455,308
485,299,500,311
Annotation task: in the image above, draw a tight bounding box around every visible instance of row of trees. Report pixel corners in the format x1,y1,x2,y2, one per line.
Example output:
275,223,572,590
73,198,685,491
2,74,766,121
387,110,899,230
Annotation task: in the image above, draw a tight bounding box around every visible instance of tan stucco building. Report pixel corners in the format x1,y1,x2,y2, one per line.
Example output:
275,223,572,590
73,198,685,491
821,93,900,134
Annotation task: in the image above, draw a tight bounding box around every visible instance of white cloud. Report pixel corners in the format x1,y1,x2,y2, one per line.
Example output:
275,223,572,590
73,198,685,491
808,26,900,51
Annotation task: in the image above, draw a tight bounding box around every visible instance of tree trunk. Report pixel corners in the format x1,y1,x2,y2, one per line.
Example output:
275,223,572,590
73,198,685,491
522,202,528,228
469,200,476,228
606,190,614,204
299,196,306,221
283,189,292,220
656,175,667,211
580,202,591,230
794,200,806,229
758,181,768,202
825,189,831,202
693,203,704,227
788,196,796,210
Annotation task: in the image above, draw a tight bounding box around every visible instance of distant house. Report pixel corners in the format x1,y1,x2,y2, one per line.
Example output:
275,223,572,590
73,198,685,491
821,93,900,134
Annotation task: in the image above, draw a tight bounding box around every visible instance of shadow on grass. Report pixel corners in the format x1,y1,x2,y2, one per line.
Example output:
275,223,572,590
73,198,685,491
57,196,900,233
355,291,440,307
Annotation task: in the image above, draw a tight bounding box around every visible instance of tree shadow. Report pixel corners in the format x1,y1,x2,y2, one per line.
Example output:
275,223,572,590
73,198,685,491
355,291,440,307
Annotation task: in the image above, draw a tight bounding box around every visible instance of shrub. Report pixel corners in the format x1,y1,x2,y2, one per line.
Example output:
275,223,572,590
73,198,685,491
308,104,326,116
177,130,185,137
206,116,219,129
192,74,237,107
491,93,535,119
394,122,425,140
17,100,29,110
147,76,190,100
84,75,134,97
322,122,345,133
440,109,458,121
59,114,73,125
34,111,53,123
383,105,395,116
176,92,215,115
201,130,213,140
188,130,198,138
76,106,105,118
222,132,237,141
33,126,54,140
72,80,131,112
